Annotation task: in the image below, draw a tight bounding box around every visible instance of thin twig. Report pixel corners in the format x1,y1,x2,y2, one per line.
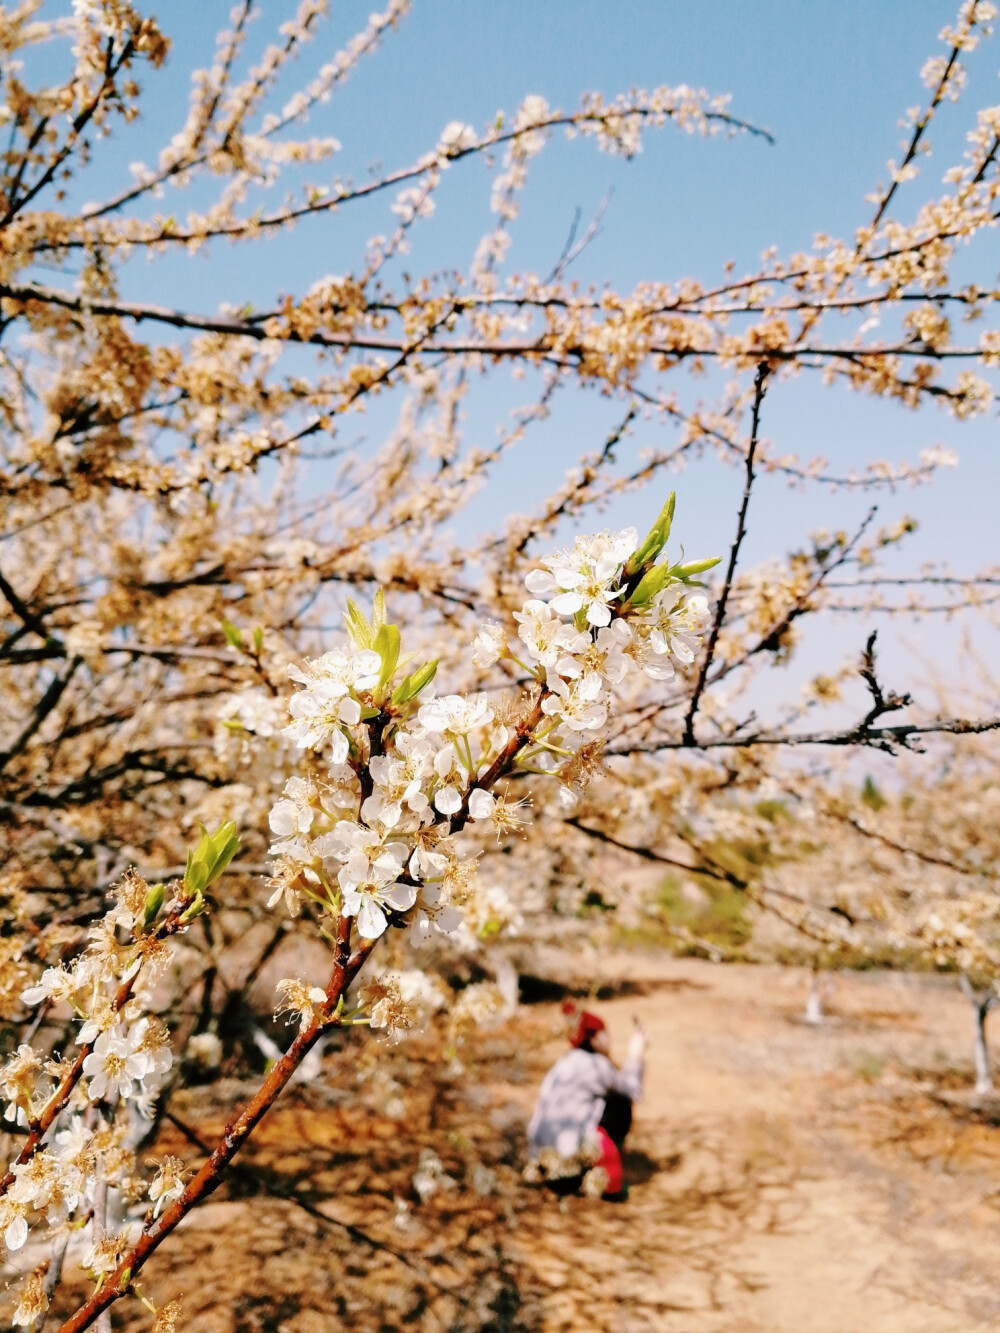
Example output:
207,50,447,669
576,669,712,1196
544,187,613,285
683,361,768,745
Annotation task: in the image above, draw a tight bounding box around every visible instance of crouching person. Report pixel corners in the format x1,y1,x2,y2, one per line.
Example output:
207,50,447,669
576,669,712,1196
525,1011,646,1200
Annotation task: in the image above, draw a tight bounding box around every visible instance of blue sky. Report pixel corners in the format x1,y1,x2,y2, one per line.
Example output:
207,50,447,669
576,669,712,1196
26,2,1000,725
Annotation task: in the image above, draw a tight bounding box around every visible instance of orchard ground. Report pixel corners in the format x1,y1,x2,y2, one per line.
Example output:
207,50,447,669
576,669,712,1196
31,953,1000,1333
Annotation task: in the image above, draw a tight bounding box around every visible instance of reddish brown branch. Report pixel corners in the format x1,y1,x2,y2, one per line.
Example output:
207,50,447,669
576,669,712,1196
57,920,377,1333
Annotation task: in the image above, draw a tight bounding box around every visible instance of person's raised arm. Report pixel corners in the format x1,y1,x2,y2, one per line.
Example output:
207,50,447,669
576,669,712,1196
601,1017,647,1101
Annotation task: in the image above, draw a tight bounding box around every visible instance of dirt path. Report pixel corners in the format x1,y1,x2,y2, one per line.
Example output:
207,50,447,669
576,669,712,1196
509,957,1000,1332
25,955,1000,1332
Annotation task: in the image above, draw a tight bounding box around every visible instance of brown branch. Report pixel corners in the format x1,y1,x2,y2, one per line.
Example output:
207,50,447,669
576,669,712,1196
0,565,62,651
683,361,768,746
857,630,912,730
613,504,879,747
37,102,773,251
832,809,998,880
449,694,547,835
567,816,871,940
564,815,739,885
609,714,1000,755
544,187,613,285
0,38,135,228
0,658,81,772
3,281,995,367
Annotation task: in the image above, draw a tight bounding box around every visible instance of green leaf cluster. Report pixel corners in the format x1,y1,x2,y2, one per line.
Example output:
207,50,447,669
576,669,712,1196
222,619,265,653
182,821,240,918
623,491,721,606
343,590,437,710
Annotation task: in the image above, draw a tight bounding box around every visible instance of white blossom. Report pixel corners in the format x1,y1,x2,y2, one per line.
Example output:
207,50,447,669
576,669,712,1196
20,965,76,1008
81,1022,152,1101
467,789,496,822
338,846,416,939
437,120,476,156
649,588,710,665
268,776,317,843
471,621,508,667
524,527,638,626
513,600,589,668
417,692,494,735
555,618,633,684
0,1201,28,1253
541,673,608,732
409,884,463,945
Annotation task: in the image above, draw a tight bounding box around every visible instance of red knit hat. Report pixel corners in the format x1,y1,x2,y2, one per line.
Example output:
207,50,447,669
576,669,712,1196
570,1011,606,1049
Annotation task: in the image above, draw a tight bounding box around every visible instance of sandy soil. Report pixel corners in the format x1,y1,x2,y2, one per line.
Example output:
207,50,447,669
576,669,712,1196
32,955,1000,1331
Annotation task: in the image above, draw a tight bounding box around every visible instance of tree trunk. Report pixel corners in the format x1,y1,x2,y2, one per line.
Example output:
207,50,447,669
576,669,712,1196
959,974,995,1096
492,956,520,1015
804,969,826,1025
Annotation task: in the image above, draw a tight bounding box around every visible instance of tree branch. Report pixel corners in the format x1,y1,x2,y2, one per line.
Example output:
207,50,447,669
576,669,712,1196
683,361,768,745
57,923,375,1333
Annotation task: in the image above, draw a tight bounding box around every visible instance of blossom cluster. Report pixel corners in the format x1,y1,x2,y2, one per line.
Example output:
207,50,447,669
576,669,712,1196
265,517,713,990
0,870,191,1261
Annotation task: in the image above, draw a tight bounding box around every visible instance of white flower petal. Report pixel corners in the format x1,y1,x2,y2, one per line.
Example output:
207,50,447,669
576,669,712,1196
5,1214,28,1252
434,785,462,815
384,881,417,912
550,591,583,616
435,905,463,933
356,898,388,940
585,599,612,627
468,789,496,821
524,568,557,594
338,696,361,725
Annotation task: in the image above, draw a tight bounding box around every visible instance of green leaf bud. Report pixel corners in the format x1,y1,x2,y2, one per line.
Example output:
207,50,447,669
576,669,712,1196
668,555,721,581
373,622,401,693
391,658,438,706
141,882,165,930
221,620,243,649
179,891,206,924
184,821,240,897
629,565,673,607
624,492,676,576
343,598,374,650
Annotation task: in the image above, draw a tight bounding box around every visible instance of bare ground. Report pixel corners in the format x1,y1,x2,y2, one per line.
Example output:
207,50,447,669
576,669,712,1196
32,956,1000,1331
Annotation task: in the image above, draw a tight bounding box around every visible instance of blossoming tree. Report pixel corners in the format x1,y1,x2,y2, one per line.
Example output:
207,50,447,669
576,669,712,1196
2,1,1000,1327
